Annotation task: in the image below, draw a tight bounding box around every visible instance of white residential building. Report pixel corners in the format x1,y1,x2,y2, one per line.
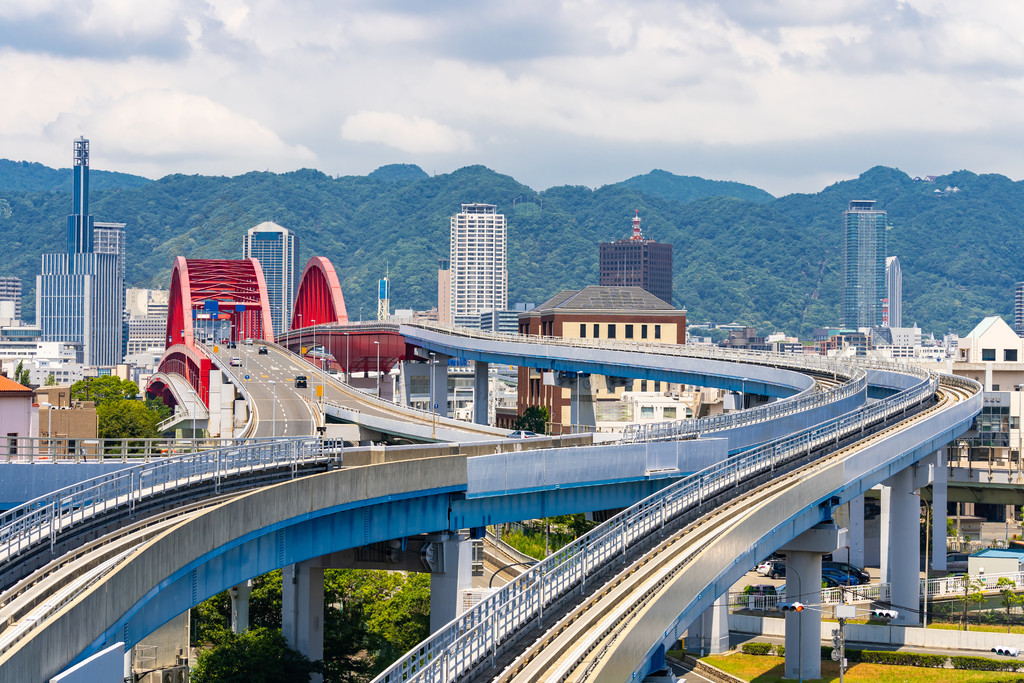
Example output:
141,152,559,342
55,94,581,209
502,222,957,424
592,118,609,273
449,204,507,329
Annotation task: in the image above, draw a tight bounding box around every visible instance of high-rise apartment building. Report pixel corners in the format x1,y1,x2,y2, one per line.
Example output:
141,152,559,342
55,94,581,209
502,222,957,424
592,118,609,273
0,277,22,321
242,222,299,339
37,138,123,366
437,259,451,326
1015,282,1024,337
841,200,887,329
599,211,673,304
449,204,507,329
885,255,902,328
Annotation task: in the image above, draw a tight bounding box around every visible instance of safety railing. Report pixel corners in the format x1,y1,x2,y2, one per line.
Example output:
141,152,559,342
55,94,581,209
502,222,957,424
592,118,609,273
373,370,967,683
731,584,891,612
0,436,293,462
0,437,328,566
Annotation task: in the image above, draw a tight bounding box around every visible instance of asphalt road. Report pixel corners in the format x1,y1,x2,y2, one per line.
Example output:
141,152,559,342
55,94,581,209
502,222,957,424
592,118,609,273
212,342,317,438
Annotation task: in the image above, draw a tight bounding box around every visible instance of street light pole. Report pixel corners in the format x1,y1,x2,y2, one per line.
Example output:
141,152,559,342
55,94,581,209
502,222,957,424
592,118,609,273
374,341,381,398
344,332,350,384
430,353,437,439
913,491,931,628
269,380,277,438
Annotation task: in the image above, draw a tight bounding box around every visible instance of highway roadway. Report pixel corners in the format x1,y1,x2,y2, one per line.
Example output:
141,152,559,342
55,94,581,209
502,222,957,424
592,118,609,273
210,342,318,438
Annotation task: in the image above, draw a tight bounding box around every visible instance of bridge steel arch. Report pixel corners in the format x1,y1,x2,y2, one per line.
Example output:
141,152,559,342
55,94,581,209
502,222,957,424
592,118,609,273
290,256,348,331
152,257,274,407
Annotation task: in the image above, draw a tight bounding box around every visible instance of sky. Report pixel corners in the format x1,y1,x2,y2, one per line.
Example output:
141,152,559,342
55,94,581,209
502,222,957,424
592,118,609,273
3,0,1024,196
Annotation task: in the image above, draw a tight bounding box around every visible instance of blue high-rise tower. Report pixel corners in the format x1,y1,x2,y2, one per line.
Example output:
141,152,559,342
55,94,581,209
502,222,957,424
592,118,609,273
841,200,887,329
37,138,123,366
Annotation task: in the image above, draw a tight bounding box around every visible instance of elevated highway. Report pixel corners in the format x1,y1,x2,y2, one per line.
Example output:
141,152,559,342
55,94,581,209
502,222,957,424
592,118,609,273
0,327,982,681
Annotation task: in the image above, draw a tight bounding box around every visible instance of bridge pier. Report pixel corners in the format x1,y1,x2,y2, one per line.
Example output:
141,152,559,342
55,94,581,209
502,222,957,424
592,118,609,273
282,560,325,683
425,533,473,632
431,354,450,419
683,595,729,655
882,467,919,625
931,450,948,571
473,361,489,425
781,522,840,681
229,580,252,633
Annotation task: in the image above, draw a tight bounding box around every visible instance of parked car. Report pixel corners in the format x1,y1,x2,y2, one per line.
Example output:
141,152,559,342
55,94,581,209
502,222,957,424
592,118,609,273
746,584,783,597
756,554,783,575
508,430,539,439
946,553,969,572
258,346,269,355
294,375,307,388
821,568,859,586
821,561,870,584
762,560,786,580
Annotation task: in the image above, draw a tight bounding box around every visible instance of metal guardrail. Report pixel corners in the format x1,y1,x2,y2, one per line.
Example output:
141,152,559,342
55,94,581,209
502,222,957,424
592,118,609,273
0,437,327,566
373,371,969,683
0,436,290,462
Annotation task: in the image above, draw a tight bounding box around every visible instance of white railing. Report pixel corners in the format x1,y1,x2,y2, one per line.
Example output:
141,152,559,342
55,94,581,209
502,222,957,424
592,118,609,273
0,437,328,566
0,436,290,463
926,571,1024,597
732,584,891,612
373,371,969,683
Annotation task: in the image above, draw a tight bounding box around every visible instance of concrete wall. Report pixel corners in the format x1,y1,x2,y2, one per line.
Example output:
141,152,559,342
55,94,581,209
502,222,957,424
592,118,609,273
0,463,132,509
733,613,1022,652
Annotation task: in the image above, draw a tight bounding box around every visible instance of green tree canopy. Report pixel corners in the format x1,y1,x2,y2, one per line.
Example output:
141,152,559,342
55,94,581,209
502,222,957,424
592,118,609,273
190,627,319,683
70,376,139,404
515,406,549,434
96,399,162,440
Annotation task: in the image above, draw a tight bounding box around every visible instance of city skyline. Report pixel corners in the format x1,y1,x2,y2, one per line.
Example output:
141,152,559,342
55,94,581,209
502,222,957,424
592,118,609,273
3,3,1024,197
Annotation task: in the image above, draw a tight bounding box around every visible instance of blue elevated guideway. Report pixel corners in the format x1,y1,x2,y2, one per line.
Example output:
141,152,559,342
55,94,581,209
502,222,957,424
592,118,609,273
0,325,982,682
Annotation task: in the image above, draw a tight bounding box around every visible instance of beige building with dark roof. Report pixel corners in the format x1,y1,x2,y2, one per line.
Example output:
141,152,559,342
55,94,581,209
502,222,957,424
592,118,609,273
516,286,686,434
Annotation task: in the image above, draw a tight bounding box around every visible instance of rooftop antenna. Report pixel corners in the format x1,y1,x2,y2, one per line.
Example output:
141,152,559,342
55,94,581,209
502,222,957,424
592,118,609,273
629,209,644,241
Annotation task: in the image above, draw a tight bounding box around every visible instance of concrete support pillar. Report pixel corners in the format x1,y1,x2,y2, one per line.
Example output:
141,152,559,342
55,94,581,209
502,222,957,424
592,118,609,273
886,467,920,625
880,484,892,583
430,354,450,419
848,494,865,568
780,522,840,681
229,580,252,633
568,374,596,432
932,450,948,571
429,534,473,633
473,361,489,425
784,550,822,680
282,561,324,683
683,595,729,655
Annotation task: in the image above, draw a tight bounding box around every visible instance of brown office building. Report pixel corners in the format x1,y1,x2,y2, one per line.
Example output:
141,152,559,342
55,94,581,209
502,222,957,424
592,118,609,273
599,211,673,305
517,286,686,433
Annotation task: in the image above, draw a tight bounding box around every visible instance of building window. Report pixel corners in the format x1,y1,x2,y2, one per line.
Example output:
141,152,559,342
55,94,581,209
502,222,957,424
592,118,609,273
654,325,661,340
654,381,661,392
982,348,996,361
608,324,616,339
641,324,648,339
640,380,647,391
664,407,676,419
580,324,586,338
625,324,634,339
993,384,1000,391
593,324,599,338
641,406,654,418
1006,349,1018,362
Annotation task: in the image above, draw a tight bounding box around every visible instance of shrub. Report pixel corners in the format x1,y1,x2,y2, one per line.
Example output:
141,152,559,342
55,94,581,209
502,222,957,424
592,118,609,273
775,644,784,656
857,650,946,668
741,642,773,656
950,655,1019,671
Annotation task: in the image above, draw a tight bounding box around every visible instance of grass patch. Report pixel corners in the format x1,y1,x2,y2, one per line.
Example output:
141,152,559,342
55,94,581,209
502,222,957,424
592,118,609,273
499,529,575,560
703,653,1024,682
928,622,1024,635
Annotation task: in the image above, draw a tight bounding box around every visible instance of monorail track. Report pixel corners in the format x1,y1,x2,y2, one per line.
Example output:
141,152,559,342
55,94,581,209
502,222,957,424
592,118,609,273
497,379,973,682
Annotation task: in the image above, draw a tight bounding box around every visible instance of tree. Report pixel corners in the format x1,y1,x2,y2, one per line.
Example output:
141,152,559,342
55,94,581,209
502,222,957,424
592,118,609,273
998,577,1022,633
96,399,162,439
44,373,56,386
958,575,986,630
189,627,319,683
70,375,138,404
515,406,549,434
13,360,30,387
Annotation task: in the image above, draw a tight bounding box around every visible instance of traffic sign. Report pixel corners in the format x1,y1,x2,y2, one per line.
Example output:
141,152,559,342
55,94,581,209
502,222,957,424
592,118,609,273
830,649,839,661
244,375,250,381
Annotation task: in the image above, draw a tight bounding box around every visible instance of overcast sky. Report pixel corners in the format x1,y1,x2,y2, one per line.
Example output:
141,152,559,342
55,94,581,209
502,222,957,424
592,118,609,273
3,0,1024,196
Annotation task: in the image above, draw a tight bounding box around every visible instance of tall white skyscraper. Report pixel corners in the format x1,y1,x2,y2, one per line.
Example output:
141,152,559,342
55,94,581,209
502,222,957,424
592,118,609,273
449,203,507,329
885,255,902,328
242,222,299,338
0,277,22,321
37,138,123,366
1015,282,1024,337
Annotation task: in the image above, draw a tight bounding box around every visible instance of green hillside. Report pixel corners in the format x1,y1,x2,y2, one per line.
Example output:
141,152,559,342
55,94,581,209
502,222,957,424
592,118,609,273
0,161,1016,338
0,160,152,193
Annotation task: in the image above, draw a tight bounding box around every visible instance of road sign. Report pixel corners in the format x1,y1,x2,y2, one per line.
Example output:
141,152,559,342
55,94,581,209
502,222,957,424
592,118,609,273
831,649,839,661
434,403,439,410
317,385,324,397
244,375,250,381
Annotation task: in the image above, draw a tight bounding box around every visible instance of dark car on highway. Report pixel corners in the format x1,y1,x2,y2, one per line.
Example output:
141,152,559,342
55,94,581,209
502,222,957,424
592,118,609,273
294,375,307,388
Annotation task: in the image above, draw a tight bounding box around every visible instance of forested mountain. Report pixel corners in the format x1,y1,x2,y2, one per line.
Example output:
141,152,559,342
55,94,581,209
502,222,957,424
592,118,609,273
0,160,151,193
0,160,1017,338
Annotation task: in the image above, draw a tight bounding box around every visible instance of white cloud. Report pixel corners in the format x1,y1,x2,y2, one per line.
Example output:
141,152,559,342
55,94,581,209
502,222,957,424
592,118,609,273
341,111,474,154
